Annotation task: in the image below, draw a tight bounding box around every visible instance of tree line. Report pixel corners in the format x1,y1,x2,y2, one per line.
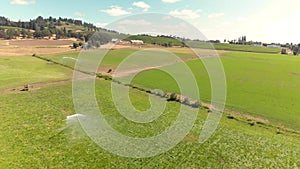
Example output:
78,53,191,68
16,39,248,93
0,16,120,43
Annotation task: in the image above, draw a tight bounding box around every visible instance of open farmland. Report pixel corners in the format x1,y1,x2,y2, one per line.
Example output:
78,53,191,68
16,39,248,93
0,46,299,168
0,78,299,168
2,0,300,168
41,48,224,73
38,48,300,131
0,46,75,56
0,56,71,90
8,39,77,47
131,51,300,130
186,41,282,54
0,39,79,56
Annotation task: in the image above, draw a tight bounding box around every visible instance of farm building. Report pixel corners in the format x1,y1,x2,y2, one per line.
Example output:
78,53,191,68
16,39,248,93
130,40,144,45
111,38,121,43
267,44,281,48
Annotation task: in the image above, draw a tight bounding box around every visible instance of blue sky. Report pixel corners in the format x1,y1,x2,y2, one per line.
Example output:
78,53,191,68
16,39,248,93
1,0,300,43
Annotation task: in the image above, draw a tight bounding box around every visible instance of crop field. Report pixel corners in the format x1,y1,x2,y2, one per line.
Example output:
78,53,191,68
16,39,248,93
41,48,205,72
8,39,76,47
0,46,76,57
2,2,299,167
42,49,141,72
213,43,281,53
0,79,299,168
132,52,300,130
186,41,282,54
0,56,71,89
1,46,299,168
40,48,300,130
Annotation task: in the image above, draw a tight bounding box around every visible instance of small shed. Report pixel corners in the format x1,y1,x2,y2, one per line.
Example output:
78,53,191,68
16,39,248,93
130,40,144,45
267,44,281,48
111,38,120,43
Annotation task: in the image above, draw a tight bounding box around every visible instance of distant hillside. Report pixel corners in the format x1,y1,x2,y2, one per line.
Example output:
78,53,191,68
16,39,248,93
0,16,283,53
186,40,282,54
124,35,185,47
0,16,190,48
0,16,126,44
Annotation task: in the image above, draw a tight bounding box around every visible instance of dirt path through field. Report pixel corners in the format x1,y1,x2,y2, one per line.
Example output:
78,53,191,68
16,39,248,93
109,52,222,78
111,56,204,78
1,79,71,94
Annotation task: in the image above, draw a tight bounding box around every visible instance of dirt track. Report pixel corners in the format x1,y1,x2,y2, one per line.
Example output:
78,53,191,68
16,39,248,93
1,79,71,94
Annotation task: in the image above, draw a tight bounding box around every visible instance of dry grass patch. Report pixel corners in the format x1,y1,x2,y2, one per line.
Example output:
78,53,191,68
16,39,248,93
8,39,77,47
0,46,75,56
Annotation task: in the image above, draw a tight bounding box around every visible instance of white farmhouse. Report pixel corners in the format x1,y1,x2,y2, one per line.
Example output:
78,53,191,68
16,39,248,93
267,44,281,48
130,40,144,45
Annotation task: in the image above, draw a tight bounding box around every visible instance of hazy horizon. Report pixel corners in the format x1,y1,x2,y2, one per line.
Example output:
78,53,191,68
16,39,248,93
1,0,300,44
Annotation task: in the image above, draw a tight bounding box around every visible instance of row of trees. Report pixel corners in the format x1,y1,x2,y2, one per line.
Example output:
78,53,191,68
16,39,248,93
225,36,248,44
0,16,122,41
292,46,299,55
124,34,185,47
0,16,96,32
0,16,119,34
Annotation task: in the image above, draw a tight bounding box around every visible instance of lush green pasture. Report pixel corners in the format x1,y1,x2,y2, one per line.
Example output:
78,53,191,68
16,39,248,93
132,52,300,130
214,43,281,53
186,41,281,54
0,80,299,168
41,49,300,130
43,49,137,71
0,56,71,89
42,48,198,72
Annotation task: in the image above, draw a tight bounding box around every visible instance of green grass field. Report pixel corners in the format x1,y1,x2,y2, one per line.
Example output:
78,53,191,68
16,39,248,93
0,56,71,89
40,49,300,130
2,47,299,168
0,80,299,168
42,49,138,72
131,52,300,130
186,41,281,54
41,48,198,72
213,43,281,53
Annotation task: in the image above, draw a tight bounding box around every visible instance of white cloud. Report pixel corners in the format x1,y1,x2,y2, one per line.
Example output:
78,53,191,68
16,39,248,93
119,19,151,26
74,12,85,17
162,0,180,3
10,0,35,5
95,22,108,28
208,13,224,19
169,9,201,19
100,6,131,16
132,1,151,12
